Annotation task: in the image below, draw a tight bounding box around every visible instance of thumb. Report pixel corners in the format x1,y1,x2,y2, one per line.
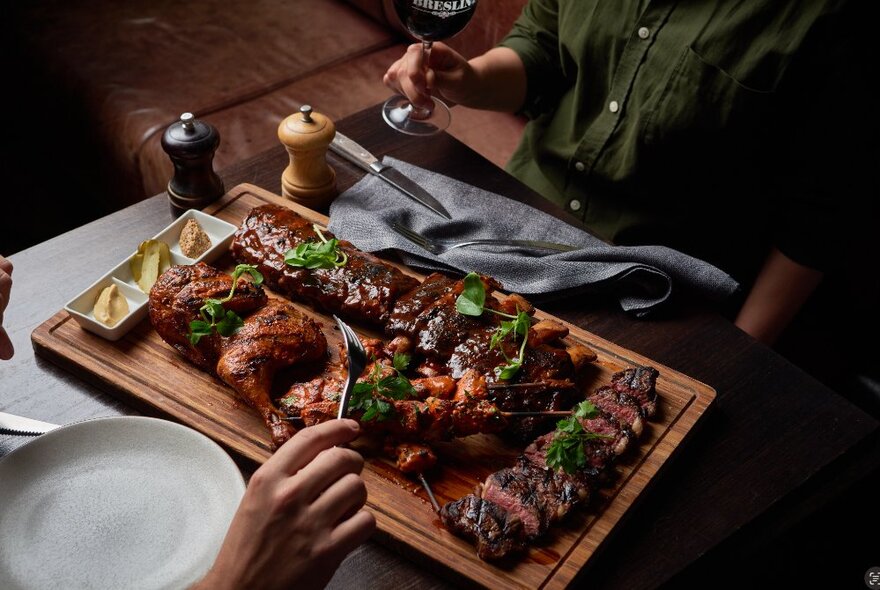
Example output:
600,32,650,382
425,42,466,72
0,327,13,360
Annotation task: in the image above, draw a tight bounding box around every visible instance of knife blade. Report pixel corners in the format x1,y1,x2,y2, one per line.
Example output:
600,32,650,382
330,132,452,219
0,412,59,436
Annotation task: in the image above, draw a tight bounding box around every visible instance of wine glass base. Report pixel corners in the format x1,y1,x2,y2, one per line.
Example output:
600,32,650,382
382,95,451,136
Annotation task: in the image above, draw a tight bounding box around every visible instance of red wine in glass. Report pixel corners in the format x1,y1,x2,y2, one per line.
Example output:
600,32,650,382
383,0,479,136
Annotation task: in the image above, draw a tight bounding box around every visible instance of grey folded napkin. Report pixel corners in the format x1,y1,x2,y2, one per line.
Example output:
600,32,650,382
328,157,739,316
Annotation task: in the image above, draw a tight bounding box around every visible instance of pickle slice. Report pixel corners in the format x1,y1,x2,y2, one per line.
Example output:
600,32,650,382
130,239,172,293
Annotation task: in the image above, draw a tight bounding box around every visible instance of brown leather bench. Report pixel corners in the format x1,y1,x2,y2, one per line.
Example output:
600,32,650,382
6,0,526,222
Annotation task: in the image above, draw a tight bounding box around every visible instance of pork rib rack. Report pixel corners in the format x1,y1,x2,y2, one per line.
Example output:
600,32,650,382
386,273,595,437
149,263,328,448
231,204,420,326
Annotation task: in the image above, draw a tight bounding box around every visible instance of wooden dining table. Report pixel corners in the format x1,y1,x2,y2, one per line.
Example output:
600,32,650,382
2,104,877,589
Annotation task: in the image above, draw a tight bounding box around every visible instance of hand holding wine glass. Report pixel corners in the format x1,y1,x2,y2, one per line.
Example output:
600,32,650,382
383,0,479,135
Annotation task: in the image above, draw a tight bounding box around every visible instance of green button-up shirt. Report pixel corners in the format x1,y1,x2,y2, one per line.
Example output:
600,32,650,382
500,0,866,287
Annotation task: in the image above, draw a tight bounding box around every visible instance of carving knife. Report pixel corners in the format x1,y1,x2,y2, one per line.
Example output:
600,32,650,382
0,411,59,436
330,132,452,219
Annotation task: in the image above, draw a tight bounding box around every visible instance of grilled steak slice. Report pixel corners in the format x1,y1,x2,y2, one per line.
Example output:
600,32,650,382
580,411,634,456
611,367,659,417
232,204,420,325
589,386,644,436
481,467,553,538
512,456,590,523
440,495,527,560
481,454,593,538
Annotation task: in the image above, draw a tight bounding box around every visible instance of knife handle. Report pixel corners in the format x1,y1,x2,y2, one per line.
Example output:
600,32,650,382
330,132,386,173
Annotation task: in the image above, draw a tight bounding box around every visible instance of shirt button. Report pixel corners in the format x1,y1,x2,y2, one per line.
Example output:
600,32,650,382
609,100,619,113
568,200,582,212
574,161,586,172
638,27,650,39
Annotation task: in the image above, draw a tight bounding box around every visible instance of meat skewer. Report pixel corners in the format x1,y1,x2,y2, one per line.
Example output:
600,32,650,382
418,474,441,513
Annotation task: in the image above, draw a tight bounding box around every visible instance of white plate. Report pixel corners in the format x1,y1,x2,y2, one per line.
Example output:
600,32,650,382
0,417,245,590
64,209,238,341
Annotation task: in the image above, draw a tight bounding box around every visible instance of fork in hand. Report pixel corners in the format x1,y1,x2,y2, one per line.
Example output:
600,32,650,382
390,221,578,255
333,315,369,420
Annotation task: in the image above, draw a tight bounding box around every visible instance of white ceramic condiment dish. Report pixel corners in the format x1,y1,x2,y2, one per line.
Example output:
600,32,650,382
64,209,237,340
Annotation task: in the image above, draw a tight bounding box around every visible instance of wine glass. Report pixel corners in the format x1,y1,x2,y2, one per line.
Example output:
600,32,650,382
383,0,479,136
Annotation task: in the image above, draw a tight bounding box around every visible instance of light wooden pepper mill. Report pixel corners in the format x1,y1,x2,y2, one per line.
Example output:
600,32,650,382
278,105,337,208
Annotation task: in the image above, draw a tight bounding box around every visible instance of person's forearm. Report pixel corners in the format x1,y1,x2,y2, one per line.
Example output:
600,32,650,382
460,47,528,112
734,247,823,345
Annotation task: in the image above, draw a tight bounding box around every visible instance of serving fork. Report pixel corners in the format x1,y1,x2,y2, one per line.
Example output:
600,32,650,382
333,315,368,420
390,221,578,255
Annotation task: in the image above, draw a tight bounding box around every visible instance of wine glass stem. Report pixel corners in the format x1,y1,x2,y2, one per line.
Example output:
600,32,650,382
410,41,434,120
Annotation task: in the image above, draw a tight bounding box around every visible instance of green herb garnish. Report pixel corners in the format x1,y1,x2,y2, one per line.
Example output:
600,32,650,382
454,272,531,380
188,264,264,345
284,224,348,269
348,353,416,421
545,401,612,474
455,272,486,316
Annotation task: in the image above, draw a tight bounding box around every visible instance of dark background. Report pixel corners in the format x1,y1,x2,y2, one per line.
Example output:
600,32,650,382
2,4,877,588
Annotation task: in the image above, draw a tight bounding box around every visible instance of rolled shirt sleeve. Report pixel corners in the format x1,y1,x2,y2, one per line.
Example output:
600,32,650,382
498,0,565,118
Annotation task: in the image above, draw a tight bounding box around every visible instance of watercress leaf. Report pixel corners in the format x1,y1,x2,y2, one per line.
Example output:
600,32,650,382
380,375,415,400
495,357,523,380
352,381,374,395
392,352,411,372
362,404,378,422
455,272,486,316
572,440,587,469
489,320,514,351
234,264,264,286
202,299,225,321
555,416,577,434
514,311,531,337
313,240,332,256
188,320,213,345
376,399,392,421
573,400,599,420
545,439,565,471
215,310,244,337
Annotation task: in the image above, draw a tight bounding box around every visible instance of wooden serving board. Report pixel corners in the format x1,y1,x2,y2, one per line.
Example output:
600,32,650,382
32,184,716,589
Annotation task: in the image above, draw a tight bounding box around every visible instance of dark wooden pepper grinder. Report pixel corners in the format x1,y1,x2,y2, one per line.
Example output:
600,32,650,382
161,112,225,215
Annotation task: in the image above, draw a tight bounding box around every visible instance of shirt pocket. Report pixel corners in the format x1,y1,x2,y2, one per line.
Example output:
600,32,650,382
641,45,776,147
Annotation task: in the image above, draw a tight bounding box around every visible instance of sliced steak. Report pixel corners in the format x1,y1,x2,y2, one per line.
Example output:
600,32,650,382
512,455,590,523
439,495,527,560
611,366,659,417
580,411,634,456
589,386,644,437
481,468,552,538
525,427,615,474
